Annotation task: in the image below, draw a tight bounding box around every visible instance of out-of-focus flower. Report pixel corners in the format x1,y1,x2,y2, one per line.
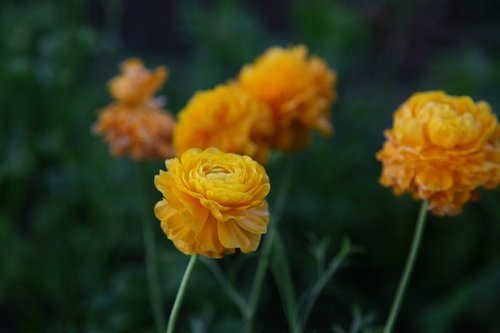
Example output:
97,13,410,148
154,148,270,258
108,58,167,105
93,57,175,160
377,91,500,216
238,45,336,151
173,84,273,164
93,104,176,160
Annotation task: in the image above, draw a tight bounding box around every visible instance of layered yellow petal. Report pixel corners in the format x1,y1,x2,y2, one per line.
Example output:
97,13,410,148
154,148,270,258
238,45,336,151
174,84,273,164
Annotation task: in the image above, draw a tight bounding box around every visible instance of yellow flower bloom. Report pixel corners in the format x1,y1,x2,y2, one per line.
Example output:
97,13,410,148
108,58,167,105
154,148,270,258
238,45,336,151
93,104,176,160
377,91,500,216
173,84,273,164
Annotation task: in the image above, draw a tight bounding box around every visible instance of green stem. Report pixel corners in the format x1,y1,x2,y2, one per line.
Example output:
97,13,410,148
138,164,165,333
298,239,356,331
166,254,199,333
244,156,294,333
271,234,300,333
200,257,247,316
143,218,165,333
244,218,276,333
383,200,429,333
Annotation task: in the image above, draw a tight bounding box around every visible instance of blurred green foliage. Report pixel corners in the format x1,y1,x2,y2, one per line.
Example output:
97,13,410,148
1,0,500,332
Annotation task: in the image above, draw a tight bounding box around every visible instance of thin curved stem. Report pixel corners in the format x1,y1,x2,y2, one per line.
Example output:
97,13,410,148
298,239,356,331
143,218,166,333
383,200,429,333
271,233,300,333
244,226,276,333
200,256,247,316
166,254,199,333
138,163,165,333
244,156,294,333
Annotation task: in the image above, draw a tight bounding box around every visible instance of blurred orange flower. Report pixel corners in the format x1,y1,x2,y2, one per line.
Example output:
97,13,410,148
154,148,270,258
108,58,167,106
93,104,175,160
238,45,336,151
173,84,273,164
93,58,175,160
377,91,500,216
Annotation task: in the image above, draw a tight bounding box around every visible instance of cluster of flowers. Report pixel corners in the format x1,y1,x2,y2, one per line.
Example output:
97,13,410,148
94,45,337,258
175,45,336,163
94,45,500,259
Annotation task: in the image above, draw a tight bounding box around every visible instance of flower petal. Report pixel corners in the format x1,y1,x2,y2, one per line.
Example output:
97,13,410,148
235,212,268,234
217,220,251,250
195,217,224,253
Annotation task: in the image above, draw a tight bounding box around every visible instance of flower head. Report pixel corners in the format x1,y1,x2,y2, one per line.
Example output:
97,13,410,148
238,45,336,151
174,84,273,164
154,148,270,258
94,58,175,160
93,104,175,160
377,91,500,216
108,58,167,105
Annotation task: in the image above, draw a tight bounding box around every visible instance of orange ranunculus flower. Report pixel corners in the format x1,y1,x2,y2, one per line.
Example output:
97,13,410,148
238,45,336,151
173,84,273,164
154,148,270,258
93,104,175,160
94,57,175,160
108,58,167,105
377,91,500,216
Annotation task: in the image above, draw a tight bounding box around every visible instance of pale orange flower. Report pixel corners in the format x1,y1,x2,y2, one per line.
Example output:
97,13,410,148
173,84,273,164
238,45,336,151
377,91,500,216
94,58,175,160
154,148,270,258
108,58,167,105
93,104,176,160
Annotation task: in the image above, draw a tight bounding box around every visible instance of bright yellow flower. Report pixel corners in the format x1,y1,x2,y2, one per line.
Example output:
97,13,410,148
238,45,336,151
377,91,500,216
154,148,270,258
93,104,176,160
173,84,273,164
108,58,167,105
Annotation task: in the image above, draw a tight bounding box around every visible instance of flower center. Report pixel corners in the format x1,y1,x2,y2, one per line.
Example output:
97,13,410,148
420,102,480,148
203,164,232,179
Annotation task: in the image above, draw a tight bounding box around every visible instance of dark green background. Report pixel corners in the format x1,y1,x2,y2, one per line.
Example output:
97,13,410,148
1,0,499,332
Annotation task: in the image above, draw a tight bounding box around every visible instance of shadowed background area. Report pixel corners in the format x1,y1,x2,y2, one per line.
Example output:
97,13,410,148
1,0,500,332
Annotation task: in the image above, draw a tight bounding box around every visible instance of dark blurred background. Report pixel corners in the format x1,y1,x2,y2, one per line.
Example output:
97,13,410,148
1,0,500,332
